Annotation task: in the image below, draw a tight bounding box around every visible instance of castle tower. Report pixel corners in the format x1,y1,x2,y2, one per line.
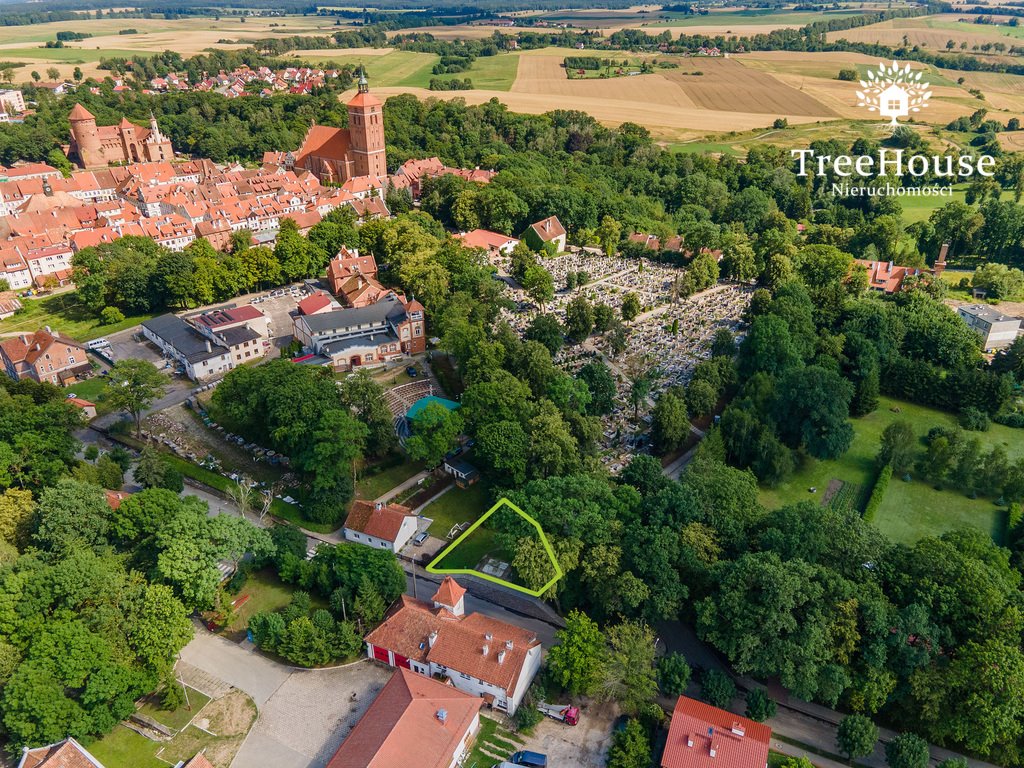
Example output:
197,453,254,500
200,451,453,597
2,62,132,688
346,70,387,178
68,103,100,168
144,112,174,162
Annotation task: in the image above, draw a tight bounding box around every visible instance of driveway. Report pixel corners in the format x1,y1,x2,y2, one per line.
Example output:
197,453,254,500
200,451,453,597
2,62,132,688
179,629,392,768
513,700,616,768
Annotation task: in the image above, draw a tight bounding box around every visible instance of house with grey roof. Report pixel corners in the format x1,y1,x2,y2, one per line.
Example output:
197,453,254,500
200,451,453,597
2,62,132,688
141,307,268,381
957,304,1021,352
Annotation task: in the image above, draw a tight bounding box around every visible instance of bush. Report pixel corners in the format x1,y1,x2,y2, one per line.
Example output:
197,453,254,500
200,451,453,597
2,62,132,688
959,406,990,431
658,653,692,696
101,306,126,325
772,118,788,129
863,464,892,523
744,688,776,722
837,68,859,81
1008,502,1023,533
700,669,736,709
84,445,99,461
514,699,544,732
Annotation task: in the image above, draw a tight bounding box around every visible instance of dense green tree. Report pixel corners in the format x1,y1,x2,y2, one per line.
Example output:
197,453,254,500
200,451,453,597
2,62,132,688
406,401,464,467
547,609,605,697
837,714,879,762
885,733,929,768
106,359,168,437
745,688,777,722
700,669,737,710
598,620,658,715
652,390,689,453
657,652,692,696
606,718,651,768
565,295,596,342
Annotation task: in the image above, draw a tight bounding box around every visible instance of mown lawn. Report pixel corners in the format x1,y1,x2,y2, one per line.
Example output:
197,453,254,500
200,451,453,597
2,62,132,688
874,477,1007,546
225,568,328,633
137,688,211,732
759,395,1024,544
464,52,520,91
355,456,424,501
87,727,166,768
66,376,115,415
0,292,151,341
424,481,493,538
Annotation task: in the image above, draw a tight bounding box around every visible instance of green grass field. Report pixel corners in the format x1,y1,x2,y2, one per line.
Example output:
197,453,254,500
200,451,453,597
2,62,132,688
0,46,158,62
874,477,1007,545
137,688,211,731
355,456,424,501
291,49,520,91
758,395,1024,545
226,568,327,632
88,727,166,768
0,292,151,342
65,376,114,415
424,480,493,538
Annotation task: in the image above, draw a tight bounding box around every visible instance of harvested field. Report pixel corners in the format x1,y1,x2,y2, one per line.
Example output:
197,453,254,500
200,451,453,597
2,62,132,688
738,51,981,124
826,14,1024,48
999,131,1024,152
660,57,837,116
949,70,1024,112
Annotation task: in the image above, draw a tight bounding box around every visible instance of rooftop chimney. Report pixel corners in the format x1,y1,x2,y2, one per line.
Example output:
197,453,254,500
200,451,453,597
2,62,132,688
428,630,438,648
436,708,447,725
731,723,745,737
497,650,506,664
485,632,493,642
205,340,212,352
710,744,718,758
687,735,694,748
482,644,489,657
505,639,514,650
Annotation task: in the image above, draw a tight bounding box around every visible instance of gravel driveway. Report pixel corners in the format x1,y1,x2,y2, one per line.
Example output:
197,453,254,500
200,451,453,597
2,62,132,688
179,628,392,768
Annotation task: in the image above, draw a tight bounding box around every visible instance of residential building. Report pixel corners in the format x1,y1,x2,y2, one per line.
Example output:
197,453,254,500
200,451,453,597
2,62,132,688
17,737,106,767
67,397,97,419
293,74,386,184
443,458,480,489
0,249,32,290
68,105,175,168
343,499,419,552
142,309,269,380
326,667,483,768
0,89,25,115
292,292,426,372
957,304,1021,352
390,157,496,200
0,297,21,319
661,696,771,768
365,577,543,715
296,291,341,317
326,249,389,308
522,215,566,252
191,304,270,340
458,229,519,257
855,259,924,294
0,328,91,386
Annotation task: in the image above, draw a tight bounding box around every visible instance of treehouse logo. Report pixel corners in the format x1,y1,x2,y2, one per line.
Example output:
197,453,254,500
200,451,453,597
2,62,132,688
855,60,932,127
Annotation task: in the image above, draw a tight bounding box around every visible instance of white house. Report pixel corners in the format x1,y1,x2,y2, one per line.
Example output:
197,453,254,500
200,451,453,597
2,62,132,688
364,577,543,716
342,500,419,553
957,304,1021,352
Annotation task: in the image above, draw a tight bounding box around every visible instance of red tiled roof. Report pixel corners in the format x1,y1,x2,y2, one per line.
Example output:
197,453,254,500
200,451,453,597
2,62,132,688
297,125,351,164
365,593,539,696
459,229,516,251
661,696,771,768
347,90,383,110
529,215,565,243
105,490,129,510
344,500,413,542
181,754,215,768
68,104,95,121
297,292,335,316
432,576,465,608
18,738,106,768
326,668,482,768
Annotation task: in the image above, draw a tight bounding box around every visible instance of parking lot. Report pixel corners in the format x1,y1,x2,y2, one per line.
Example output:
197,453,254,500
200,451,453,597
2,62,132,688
513,700,616,768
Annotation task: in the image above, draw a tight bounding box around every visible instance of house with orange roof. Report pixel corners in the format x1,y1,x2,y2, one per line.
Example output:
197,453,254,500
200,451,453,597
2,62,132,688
326,249,389,308
855,259,924,294
0,248,32,290
0,328,91,386
365,577,542,715
661,696,771,768
343,500,420,552
458,229,519,257
17,737,106,767
326,667,483,768
67,397,97,419
523,215,567,252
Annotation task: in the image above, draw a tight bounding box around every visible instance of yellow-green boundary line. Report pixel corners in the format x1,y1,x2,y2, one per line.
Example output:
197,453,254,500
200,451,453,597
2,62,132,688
426,498,563,597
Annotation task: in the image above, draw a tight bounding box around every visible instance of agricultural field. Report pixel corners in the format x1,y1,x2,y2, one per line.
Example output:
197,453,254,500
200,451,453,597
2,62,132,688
0,13,353,80
300,49,521,91
826,13,1024,50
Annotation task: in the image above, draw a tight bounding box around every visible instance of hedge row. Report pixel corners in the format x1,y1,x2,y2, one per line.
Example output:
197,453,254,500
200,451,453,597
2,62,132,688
863,464,893,523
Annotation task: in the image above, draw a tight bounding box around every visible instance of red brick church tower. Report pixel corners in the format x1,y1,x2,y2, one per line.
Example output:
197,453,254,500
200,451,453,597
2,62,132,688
347,71,387,178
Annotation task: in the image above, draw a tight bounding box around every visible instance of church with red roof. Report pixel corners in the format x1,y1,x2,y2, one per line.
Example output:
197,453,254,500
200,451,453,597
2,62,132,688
294,72,387,184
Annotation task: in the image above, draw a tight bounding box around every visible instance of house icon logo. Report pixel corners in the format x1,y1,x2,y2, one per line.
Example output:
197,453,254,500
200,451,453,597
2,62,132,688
856,61,932,127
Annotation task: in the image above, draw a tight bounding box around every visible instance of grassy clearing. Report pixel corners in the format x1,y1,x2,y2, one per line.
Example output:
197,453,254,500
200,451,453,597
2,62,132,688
423,480,492,538
464,716,524,766
65,376,114,415
0,292,151,342
291,49,436,87
137,688,211,732
87,727,166,768
0,46,159,62
758,395,1024,544
225,568,328,633
464,52,520,91
874,477,1007,545
355,456,424,501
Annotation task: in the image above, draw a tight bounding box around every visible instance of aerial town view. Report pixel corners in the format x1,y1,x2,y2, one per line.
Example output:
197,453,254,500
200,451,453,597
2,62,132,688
1,0,1024,767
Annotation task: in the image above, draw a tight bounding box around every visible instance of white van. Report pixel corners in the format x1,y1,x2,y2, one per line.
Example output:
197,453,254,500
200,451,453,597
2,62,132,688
86,338,110,350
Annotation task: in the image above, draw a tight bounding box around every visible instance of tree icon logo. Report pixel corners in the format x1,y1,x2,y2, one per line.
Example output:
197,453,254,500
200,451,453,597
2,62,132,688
856,61,932,127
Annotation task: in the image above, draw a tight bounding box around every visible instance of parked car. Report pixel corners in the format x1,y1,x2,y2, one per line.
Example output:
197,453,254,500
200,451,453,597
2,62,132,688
413,531,429,546
86,338,109,349
510,752,548,768
406,366,418,377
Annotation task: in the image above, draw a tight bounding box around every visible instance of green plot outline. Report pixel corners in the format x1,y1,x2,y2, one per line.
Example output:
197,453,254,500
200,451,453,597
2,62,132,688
426,498,563,597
